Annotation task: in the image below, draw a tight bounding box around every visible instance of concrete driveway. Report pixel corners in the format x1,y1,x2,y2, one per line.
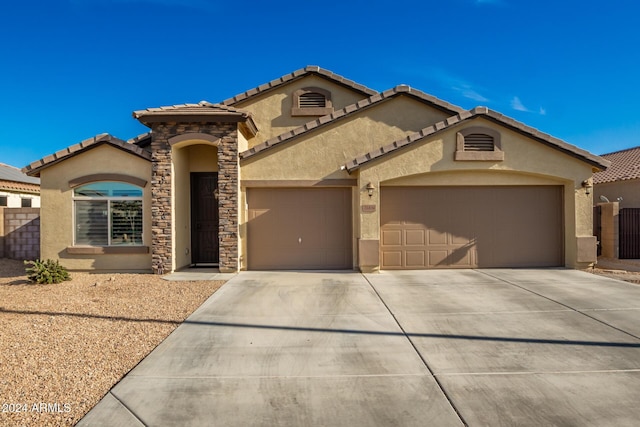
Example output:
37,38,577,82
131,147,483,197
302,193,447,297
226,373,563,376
79,269,640,426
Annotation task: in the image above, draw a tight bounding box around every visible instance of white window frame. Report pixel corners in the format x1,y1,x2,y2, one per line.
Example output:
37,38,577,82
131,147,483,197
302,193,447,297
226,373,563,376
73,183,144,247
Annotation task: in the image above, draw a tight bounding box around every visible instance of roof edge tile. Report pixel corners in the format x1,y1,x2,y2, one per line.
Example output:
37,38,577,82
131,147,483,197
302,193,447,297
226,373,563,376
23,134,152,177
345,108,610,172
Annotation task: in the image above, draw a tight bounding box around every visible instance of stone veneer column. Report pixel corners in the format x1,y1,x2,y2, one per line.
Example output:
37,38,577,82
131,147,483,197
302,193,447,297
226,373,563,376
150,122,239,274
150,124,173,274
216,129,239,272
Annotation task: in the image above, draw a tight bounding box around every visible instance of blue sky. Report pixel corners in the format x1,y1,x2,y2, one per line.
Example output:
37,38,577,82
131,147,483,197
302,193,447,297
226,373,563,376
1,0,639,168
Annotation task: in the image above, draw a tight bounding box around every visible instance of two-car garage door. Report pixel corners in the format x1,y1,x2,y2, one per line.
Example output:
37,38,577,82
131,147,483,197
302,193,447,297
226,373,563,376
380,186,563,269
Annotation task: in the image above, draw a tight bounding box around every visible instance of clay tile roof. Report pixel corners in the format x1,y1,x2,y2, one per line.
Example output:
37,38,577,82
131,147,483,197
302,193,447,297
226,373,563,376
344,107,610,172
221,66,378,106
23,134,152,177
0,163,40,194
134,101,250,116
240,86,464,159
593,146,640,184
133,101,257,133
0,179,40,194
127,132,152,149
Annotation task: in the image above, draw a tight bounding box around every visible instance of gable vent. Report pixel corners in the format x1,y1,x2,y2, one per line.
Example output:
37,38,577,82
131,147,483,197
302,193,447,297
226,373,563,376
464,133,494,151
299,92,326,108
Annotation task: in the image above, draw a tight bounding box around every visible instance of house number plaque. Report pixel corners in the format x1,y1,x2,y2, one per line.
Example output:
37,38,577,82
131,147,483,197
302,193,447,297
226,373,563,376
361,204,376,213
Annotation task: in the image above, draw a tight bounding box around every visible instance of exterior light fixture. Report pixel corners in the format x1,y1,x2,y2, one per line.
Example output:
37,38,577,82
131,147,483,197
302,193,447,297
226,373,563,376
582,179,593,195
366,182,375,197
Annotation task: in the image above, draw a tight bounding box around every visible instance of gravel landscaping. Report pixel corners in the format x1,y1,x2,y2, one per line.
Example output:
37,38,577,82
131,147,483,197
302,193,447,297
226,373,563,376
0,258,225,427
1,257,639,427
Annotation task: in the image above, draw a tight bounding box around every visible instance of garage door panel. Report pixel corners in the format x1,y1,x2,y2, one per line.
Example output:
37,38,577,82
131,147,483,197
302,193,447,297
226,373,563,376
381,186,563,269
382,251,402,268
247,188,352,270
428,250,449,267
428,230,448,245
382,229,402,246
405,229,426,246
406,251,426,267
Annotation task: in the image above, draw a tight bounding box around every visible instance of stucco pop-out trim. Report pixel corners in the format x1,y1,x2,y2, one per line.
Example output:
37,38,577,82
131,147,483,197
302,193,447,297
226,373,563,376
68,174,147,189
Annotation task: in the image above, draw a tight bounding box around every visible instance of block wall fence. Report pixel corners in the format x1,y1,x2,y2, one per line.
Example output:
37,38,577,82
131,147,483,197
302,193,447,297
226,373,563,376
0,207,40,260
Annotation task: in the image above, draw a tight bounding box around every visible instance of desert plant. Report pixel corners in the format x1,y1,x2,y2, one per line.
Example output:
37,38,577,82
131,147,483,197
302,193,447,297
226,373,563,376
24,259,71,284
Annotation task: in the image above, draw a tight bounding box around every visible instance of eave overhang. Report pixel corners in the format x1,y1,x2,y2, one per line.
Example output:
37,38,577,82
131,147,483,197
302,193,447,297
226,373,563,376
133,101,258,137
23,134,152,177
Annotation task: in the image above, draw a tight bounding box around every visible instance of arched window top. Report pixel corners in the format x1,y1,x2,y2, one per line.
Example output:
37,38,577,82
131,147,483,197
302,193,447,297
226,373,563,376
73,181,143,198
69,173,147,190
455,126,504,161
291,87,333,116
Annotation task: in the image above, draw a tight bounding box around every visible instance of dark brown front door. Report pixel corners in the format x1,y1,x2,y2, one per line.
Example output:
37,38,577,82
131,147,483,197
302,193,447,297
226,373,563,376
191,173,219,264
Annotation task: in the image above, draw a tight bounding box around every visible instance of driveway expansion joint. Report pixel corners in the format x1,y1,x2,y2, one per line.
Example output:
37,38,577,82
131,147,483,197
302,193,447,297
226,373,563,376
108,391,147,426
476,269,640,342
361,273,469,427
435,368,640,377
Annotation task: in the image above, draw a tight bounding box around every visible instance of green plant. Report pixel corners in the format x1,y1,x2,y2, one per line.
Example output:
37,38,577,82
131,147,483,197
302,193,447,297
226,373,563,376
24,259,71,284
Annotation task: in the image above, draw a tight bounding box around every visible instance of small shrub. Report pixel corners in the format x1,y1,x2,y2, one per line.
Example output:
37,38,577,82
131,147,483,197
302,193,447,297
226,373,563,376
24,259,71,284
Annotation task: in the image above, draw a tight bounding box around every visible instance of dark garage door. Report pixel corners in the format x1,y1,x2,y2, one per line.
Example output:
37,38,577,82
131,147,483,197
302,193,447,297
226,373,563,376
247,188,352,269
380,186,563,269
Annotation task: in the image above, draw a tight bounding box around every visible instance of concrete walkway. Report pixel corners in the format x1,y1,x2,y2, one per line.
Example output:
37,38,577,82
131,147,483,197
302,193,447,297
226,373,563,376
79,269,640,426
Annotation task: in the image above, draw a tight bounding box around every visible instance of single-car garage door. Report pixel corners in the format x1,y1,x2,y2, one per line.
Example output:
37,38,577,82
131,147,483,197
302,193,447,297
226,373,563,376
381,186,563,269
247,188,352,269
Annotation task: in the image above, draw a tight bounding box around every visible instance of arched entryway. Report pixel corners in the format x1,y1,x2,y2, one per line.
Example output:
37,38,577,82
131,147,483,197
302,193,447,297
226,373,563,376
170,135,220,269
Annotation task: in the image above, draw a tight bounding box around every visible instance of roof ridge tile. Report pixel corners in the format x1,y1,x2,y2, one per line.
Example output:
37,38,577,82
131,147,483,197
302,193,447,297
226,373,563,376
222,66,377,106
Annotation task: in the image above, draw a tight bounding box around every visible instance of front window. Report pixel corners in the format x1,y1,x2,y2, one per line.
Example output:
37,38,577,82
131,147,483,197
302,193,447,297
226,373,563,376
73,182,143,246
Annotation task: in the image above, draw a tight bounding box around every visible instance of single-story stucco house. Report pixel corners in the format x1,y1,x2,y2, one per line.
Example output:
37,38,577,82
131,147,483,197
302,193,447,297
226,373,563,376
594,146,640,208
23,66,609,273
0,163,40,208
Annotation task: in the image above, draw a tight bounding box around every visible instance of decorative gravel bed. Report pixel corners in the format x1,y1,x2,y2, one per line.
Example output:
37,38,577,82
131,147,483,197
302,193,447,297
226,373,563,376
0,258,225,427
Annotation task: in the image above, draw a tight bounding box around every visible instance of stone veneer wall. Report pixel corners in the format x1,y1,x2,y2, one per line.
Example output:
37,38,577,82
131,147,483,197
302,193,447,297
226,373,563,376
151,122,239,274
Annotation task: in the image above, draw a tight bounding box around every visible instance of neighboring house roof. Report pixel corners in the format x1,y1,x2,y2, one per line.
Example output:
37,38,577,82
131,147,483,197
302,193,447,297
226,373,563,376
593,146,640,184
222,65,378,106
23,134,152,177
133,101,258,136
0,163,40,194
344,107,610,172
240,85,464,159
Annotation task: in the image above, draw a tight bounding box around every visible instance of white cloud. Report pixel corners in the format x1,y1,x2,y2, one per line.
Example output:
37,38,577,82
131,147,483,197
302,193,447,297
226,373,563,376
453,84,489,102
511,96,547,115
511,96,528,112
423,68,490,103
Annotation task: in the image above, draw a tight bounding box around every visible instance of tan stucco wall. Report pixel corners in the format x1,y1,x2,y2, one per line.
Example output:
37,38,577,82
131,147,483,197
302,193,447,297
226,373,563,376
172,143,218,270
355,118,596,269
241,96,452,181
39,145,152,271
594,179,640,209
239,96,454,270
238,130,248,153
234,75,371,148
